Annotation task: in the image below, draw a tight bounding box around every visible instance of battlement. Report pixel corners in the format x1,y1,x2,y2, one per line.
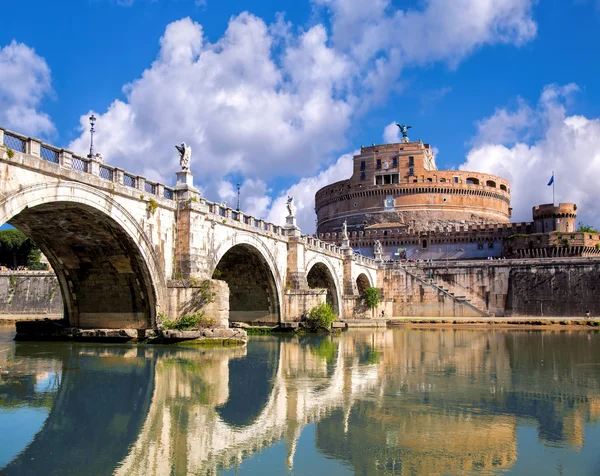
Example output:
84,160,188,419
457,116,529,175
533,203,577,219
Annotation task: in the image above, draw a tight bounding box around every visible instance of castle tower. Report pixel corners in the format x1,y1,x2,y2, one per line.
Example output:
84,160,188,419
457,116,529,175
532,203,577,233
315,137,511,237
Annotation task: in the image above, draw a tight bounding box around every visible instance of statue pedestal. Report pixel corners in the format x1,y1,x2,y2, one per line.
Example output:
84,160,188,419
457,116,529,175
175,170,195,190
284,215,300,237
374,252,382,262
402,137,409,143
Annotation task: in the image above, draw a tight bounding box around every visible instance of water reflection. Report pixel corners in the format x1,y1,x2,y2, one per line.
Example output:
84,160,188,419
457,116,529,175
0,326,599,475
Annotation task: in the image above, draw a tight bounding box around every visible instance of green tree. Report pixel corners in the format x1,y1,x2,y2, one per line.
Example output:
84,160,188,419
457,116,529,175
0,229,44,269
363,287,380,318
576,222,599,233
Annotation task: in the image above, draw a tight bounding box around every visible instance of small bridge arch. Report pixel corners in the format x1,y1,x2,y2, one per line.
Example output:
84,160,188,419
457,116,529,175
306,256,343,317
211,233,283,324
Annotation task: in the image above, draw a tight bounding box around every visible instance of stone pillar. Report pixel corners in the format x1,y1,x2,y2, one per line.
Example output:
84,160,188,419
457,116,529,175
0,129,4,147
175,170,200,201
89,157,102,176
137,176,145,192
26,138,41,157
115,168,125,185
286,237,308,289
59,150,73,169
343,253,358,295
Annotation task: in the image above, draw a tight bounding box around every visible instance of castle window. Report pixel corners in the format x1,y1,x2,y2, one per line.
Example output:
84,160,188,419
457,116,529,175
427,178,433,182
408,167,414,176
408,156,414,166
453,176,459,184
360,160,366,170
486,180,496,188
393,157,398,168
440,178,446,182
466,177,480,185
360,171,366,180
500,184,507,191
376,159,382,169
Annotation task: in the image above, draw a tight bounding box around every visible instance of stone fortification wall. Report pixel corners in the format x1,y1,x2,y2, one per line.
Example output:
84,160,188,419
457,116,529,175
381,258,600,318
0,271,62,316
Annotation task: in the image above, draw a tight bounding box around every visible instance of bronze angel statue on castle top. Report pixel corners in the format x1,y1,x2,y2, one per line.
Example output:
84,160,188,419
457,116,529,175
396,123,412,138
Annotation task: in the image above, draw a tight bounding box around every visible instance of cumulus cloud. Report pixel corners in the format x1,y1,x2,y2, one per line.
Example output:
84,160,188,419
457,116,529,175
383,122,400,143
0,41,54,137
65,2,538,231
461,84,600,227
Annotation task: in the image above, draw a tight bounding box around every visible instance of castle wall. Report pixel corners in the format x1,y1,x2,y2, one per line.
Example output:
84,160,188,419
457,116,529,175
379,258,600,318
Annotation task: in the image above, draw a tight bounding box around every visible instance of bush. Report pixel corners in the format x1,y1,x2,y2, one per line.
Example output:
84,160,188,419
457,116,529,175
162,312,215,330
306,302,336,331
363,287,380,309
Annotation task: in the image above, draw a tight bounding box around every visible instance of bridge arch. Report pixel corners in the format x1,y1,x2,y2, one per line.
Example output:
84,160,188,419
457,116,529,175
306,256,342,317
0,182,165,328
211,234,283,324
356,273,371,295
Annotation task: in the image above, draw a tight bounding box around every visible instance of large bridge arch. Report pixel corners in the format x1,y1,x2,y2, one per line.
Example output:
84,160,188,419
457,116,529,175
211,234,283,324
306,256,343,317
0,182,166,329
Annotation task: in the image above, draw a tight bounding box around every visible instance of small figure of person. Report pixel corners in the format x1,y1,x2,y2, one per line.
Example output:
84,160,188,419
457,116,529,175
585,310,591,319
381,310,385,318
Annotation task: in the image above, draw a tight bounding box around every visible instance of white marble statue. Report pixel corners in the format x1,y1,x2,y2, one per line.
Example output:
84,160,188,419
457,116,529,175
286,195,296,217
342,219,348,240
374,240,382,255
175,142,192,171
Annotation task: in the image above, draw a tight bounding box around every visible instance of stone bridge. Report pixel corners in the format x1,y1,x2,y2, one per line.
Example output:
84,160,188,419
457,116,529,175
0,127,378,329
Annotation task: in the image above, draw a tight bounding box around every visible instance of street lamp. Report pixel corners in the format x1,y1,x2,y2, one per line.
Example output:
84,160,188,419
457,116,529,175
87,114,96,158
236,183,241,211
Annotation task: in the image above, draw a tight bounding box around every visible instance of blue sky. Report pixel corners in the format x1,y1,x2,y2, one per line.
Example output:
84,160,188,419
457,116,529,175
2,0,600,231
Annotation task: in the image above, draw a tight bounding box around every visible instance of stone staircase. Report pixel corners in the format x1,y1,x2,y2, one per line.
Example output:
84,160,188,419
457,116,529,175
403,267,493,317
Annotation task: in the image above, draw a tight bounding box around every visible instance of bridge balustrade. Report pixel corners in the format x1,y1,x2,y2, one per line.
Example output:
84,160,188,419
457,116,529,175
71,156,89,173
3,132,26,153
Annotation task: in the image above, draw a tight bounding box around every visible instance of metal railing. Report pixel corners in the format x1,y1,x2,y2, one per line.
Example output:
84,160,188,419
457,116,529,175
123,173,136,188
163,188,174,200
99,165,113,181
4,133,26,152
40,146,59,164
144,181,156,194
72,156,88,173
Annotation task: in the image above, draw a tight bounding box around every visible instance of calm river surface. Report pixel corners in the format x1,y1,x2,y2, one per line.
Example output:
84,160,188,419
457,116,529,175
0,324,599,475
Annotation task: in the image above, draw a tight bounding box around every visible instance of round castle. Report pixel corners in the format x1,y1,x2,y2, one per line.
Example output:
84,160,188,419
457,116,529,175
315,137,511,236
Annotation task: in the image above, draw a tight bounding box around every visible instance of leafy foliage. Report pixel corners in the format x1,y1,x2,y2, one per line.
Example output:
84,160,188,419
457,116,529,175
306,302,336,331
0,229,44,269
363,287,380,309
162,312,215,330
577,222,598,233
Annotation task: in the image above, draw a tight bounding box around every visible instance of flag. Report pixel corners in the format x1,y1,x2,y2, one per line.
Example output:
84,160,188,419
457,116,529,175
547,174,554,186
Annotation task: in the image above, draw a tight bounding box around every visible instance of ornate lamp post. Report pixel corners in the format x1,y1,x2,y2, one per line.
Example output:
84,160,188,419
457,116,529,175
236,183,241,211
87,114,96,159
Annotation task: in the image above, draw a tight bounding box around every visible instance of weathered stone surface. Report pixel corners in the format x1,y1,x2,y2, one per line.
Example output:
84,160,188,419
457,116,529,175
0,271,62,316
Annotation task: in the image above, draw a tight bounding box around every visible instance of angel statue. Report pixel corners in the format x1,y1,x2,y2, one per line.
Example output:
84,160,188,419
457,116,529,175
374,240,383,255
175,142,192,171
342,219,349,239
286,195,296,217
395,123,412,139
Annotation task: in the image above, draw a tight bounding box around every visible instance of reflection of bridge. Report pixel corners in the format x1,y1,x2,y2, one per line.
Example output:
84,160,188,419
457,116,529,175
0,127,377,330
2,330,599,474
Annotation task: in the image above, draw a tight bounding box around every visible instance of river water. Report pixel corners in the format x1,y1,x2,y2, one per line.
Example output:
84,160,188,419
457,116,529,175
0,324,599,475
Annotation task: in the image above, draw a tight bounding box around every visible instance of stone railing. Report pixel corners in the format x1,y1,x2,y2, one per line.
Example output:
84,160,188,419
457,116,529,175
203,199,287,239
351,253,378,267
0,127,176,202
303,235,345,256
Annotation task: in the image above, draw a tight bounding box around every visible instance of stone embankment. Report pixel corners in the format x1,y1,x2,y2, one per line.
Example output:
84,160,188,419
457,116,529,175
0,271,62,318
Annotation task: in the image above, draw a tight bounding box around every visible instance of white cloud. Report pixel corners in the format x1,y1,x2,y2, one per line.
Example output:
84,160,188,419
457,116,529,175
0,41,54,137
383,122,400,143
461,84,600,228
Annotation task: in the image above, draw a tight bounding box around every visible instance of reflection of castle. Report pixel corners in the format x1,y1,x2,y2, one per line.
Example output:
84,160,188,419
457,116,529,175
315,136,600,260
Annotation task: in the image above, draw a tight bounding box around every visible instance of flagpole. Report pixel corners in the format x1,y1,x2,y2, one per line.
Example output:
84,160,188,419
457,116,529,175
552,170,555,205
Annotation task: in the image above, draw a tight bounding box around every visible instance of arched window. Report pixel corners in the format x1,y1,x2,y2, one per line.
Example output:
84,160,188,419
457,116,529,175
466,177,480,185
486,180,496,188
500,184,507,191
